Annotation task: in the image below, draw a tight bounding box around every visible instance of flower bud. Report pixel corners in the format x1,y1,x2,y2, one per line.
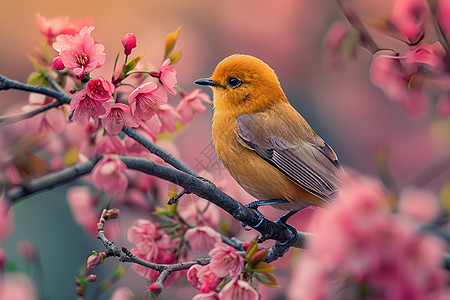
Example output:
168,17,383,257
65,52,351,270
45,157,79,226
87,251,106,269
17,240,36,260
52,56,65,70
86,274,97,282
122,33,137,55
148,282,162,294
242,240,251,251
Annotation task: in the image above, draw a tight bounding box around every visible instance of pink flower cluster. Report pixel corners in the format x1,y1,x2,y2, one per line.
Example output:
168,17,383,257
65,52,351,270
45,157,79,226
53,26,105,79
127,219,181,287
288,174,447,300
188,242,252,299
91,155,128,196
36,13,91,43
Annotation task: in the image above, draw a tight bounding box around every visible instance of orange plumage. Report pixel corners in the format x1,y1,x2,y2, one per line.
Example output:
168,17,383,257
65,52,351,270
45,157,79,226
195,54,341,215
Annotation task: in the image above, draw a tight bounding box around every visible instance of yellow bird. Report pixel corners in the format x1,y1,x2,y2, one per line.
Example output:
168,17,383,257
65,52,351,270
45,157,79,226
195,54,341,228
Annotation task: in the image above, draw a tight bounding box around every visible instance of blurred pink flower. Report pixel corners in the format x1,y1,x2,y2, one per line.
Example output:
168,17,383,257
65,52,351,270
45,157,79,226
87,77,114,101
399,90,429,118
176,89,212,125
185,226,222,252
390,0,428,44
208,242,244,278
36,13,91,43
102,103,139,135
398,186,439,222
70,89,107,128
128,82,168,121
0,196,13,243
0,274,37,300
127,219,161,254
288,173,447,300
159,59,177,95
403,42,446,71
157,104,180,132
437,93,450,118
218,279,259,300
323,21,350,68
17,240,36,260
122,33,137,55
177,196,222,228
111,287,134,300
437,0,450,38
23,93,66,134
53,26,105,78
192,291,219,300
67,186,99,235
91,155,128,195
96,135,125,155
0,248,4,270
370,53,409,100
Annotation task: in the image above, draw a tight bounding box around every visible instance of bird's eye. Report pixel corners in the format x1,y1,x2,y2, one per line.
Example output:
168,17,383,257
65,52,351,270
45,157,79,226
227,77,242,88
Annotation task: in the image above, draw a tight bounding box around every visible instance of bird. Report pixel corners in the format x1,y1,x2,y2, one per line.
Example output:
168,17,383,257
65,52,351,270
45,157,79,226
195,54,341,230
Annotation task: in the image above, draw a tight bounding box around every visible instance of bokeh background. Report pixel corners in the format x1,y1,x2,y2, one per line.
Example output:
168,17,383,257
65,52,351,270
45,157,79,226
1,0,449,299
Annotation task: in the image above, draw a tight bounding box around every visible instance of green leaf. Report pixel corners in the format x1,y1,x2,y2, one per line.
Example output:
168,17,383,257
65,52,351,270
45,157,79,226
249,262,276,273
154,206,171,217
168,49,182,65
120,53,145,77
245,238,258,260
27,71,48,86
164,26,182,59
255,272,281,288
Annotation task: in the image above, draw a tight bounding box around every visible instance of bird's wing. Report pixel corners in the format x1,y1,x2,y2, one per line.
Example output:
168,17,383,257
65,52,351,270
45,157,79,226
236,110,341,203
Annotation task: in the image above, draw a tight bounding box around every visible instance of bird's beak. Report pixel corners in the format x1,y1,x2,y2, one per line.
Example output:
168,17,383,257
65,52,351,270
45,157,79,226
194,78,224,88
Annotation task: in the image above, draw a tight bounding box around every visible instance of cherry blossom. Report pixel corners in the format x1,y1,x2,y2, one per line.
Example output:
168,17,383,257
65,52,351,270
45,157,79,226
91,155,128,195
67,186,99,235
208,242,244,278
185,226,222,252
36,13,91,43
156,103,180,132
159,59,177,95
70,89,108,128
23,93,66,134
176,89,212,125
102,103,139,135
218,279,259,300
86,77,114,101
128,82,168,121
122,33,137,55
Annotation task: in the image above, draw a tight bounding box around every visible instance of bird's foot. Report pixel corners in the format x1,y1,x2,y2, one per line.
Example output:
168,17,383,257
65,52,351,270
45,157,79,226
240,199,289,231
274,210,300,246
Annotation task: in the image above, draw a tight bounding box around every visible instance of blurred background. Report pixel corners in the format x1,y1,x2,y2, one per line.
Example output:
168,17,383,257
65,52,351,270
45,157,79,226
0,0,449,299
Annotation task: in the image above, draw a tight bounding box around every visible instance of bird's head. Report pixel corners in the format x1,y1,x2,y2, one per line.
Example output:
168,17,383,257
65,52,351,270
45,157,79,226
195,54,287,115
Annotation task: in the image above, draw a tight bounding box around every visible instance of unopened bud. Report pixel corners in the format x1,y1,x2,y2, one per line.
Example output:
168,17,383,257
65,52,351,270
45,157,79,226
122,33,137,55
52,56,65,70
242,240,251,251
87,251,106,269
149,282,162,294
86,274,97,282
108,208,120,219
18,240,36,260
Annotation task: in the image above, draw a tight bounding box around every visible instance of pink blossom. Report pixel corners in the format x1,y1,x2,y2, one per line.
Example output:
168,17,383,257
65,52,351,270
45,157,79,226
110,287,134,300
438,0,450,38
398,186,439,222
192,291,219,300
218,279,259,300
208,242,244,278
52,56,65,70
323,21,350,68
23,93,66,134
102,103,139,135
127,219,161,254
0,248,5,270
36,13,91,43
0,196,13,243
399,91,429,118
0,274,37,300
176,89,212,125
122,33,137,55
177,196,221,228
148,282,162,294
67,186,99,235
53,26,105,78
86,77,114,101
437,93,450,118
17,240,36,260
70,89,107,128
96,135,125,155
390,0,428,44
187,265,221,293
91,155,128,195
287,173,447,300
128,82,168,121
159,59,177,95
403,42,446,71
157,104,180,132
86,252,106,269
185,226,222,252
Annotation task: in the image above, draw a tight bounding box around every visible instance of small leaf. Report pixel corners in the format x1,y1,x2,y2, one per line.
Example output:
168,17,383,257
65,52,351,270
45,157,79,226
154,206,171,217
111,263,126,279
249,262,276,273
249,248,268,266
245,238,258,260
168,49,182,65
164,26,181,59
120,53,145,77
27,72,48,86
255,272,281,288
64,146,79,166
440,181,450,214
